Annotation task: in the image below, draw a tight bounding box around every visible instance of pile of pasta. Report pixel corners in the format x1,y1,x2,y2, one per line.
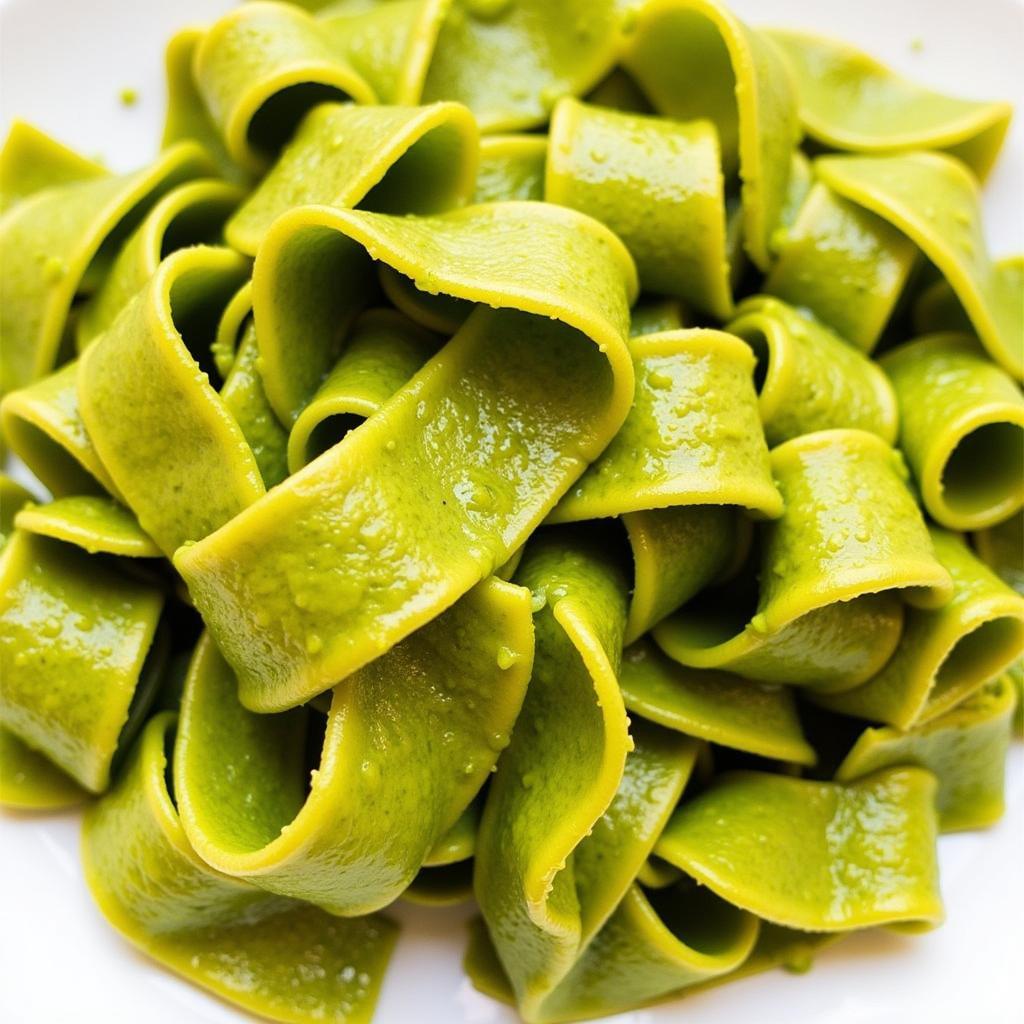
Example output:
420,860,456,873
2,1,1022,1022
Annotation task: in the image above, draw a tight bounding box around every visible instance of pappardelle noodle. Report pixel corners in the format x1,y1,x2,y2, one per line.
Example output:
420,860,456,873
1,2,1022,1022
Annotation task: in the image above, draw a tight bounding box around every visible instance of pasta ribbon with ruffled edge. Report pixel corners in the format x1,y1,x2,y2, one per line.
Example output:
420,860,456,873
881,333,1024,531
654,429,953,690
811,528,1024,729
175,200,636,713
726,296,898,446
621,0,801,269
766,29,1012,179
836,675,1015,832
0,123,213,394
82,712,398,1024
0,529,165,795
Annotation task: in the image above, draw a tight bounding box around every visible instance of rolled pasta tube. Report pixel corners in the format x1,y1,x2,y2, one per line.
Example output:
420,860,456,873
654,429,953,691
812,528,1024,729
727,295,899,445
881,333,1024,530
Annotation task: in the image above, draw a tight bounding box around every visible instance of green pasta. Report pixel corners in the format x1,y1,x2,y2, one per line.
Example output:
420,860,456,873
0,1,1021,1022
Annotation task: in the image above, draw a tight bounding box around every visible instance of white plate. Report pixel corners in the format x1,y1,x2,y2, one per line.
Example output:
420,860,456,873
1,1,1022,1022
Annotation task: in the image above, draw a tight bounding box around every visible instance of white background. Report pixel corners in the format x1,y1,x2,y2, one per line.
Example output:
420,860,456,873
1,0,1022,1022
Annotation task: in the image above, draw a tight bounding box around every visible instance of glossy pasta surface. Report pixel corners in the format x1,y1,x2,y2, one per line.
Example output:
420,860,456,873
1,2,1021,1023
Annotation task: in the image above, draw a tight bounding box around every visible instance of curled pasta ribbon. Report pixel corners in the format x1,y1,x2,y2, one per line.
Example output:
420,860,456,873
209,282,292,489
473,532,756,1023
0,529,165,794
621,0,801,269
654,767,943,931
546,97,732,319
881,333,1024,530
815,152,1024,378
766,30,1012,179
765,180,919,352
288,308,439,472
78,246,263,556
475,134,547,203
972,511,1024,735
14,497,160,559
177,0,459,175
175,577,533,914
836,675,1016,832
547,327,778,643
726,296,899,446
1,361,121,498
77,178,244,348
227,100,479,254
654,429,953,690
82,713,398,1024
421,0,624,132
812,528,1024,729
620,639,816,765
175,201,637,712
0,476,89,810
0,122,212,394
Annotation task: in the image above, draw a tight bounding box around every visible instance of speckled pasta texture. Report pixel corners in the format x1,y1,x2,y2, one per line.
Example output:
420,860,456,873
0,1,1021,1022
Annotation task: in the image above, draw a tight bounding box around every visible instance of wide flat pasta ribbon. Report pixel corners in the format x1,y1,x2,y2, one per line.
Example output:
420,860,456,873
546,98,732,318
621,0,801,269
421,0,624,132
544,327,779,643
972,511,1024,734
619,638,816,765
175,200,636,712
474,133,547,203
0,529,165,793
726,295,899,446
836,675,1015,832
765,180,918,351
812,528,1024,729
82,712,397,1024
78,246,263,556
1,360,121,498
14,496,160,559
816,152,1024,378
0,123,213,394
0,477,89,810
654,429,953,690
766,30,1012,179
881,333,1024,531
227,100,479,253
654,767,943,931
175,577,532,914
473,531,757,1023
